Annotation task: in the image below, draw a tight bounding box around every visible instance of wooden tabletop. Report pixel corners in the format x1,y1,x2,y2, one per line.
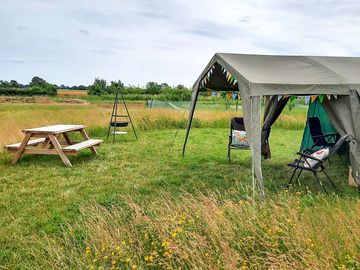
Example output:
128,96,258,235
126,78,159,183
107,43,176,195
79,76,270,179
23,124,86,134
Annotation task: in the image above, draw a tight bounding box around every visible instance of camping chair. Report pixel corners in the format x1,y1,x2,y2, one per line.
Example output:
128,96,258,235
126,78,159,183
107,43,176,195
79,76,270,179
308,117,339,149
228,117,250,163
287,135,348,194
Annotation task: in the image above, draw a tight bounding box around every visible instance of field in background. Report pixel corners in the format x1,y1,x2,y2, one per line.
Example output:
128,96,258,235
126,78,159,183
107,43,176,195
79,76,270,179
0,102,307,148
57,89,88,97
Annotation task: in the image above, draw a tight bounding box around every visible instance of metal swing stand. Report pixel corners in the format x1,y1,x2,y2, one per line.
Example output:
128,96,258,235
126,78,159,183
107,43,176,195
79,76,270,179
107,87,138,143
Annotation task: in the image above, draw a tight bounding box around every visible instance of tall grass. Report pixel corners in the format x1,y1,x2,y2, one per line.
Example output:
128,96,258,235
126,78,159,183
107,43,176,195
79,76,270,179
33,191,360,269
0,103,306,147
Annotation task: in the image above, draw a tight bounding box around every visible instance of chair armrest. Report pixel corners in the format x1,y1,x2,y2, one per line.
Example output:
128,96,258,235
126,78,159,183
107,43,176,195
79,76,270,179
296,151,323,162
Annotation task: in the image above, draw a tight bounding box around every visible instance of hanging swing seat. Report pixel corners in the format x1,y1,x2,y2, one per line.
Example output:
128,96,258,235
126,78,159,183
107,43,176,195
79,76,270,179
110,131,128,135
109,121,129,127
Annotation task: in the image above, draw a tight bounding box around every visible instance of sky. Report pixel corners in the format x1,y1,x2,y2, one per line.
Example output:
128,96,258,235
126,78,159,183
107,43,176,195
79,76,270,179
1,0,360,87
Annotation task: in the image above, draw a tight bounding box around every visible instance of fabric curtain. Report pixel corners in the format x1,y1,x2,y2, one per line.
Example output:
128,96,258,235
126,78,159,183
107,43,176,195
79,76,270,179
261,96,289,159
322,90,360,184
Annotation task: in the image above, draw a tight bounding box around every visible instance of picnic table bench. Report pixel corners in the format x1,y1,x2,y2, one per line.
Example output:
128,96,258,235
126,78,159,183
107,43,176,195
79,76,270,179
4,124,102,167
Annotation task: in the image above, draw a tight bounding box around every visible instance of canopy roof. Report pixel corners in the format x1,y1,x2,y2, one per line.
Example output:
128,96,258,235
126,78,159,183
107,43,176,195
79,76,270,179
195,53,360,96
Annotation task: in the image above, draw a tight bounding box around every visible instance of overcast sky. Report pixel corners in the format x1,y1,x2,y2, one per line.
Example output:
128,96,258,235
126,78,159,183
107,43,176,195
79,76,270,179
1,0,360,87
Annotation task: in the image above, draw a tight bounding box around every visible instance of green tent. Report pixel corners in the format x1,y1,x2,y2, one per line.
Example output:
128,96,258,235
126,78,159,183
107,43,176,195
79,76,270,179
300,98,338,151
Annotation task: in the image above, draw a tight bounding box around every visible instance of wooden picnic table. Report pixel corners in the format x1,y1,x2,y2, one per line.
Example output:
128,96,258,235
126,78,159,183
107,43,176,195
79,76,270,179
5,124,102,167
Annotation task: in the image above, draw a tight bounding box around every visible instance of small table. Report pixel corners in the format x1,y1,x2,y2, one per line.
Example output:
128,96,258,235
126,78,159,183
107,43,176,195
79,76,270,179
5,124,103,167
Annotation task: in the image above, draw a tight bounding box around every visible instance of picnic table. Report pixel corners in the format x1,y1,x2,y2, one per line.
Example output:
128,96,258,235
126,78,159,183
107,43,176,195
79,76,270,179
5,124,102,167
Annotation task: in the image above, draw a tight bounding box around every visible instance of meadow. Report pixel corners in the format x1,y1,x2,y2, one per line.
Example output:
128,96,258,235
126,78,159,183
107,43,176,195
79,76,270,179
0,100,359,269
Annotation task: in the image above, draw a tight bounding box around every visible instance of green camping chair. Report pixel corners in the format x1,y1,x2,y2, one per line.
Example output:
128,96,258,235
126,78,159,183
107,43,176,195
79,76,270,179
287,135,348,194
308,117,339,149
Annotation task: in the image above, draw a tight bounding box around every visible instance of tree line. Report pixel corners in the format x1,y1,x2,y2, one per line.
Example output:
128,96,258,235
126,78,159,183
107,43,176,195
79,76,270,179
0,77,57,96
87,79,191,101
0,77,192,101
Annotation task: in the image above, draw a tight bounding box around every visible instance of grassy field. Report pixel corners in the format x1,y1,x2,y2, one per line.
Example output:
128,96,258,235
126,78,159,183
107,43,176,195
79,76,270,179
0,102,359,269
0,102,306,148
57,90,88,97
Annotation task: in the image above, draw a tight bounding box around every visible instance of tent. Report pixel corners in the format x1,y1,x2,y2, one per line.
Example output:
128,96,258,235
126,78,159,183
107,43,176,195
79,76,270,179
183,53,360,195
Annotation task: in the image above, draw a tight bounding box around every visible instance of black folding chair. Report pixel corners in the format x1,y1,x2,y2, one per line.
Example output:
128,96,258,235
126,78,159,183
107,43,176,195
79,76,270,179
287,135,348,194
308,117,339,149
228,117,249,163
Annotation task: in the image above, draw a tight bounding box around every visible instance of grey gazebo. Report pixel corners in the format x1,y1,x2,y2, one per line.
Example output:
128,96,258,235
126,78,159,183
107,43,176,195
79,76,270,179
183,53,360,195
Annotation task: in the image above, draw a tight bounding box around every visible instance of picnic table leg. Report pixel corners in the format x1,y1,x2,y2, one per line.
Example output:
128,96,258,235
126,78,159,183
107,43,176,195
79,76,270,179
12,133,32,165
42,137,51,149
79,129,98,155
63,132,73,145
49,134,72,167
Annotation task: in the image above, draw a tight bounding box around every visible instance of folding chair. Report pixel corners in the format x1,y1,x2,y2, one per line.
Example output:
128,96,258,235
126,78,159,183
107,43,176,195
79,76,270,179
228,117,249,163
287,135,348,194
308,117,339,149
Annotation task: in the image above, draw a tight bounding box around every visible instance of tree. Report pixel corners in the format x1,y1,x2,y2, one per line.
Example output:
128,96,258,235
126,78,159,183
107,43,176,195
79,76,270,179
176,84,186,90
145,81,161,94
0,80,11,88
160,83,169,89
29,76,47,87
105,80,123,94
10,80,19,88
88,78,107,96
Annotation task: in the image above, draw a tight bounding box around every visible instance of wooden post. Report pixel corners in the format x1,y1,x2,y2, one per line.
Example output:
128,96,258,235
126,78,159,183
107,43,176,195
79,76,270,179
79,129,98,155
12,133,32,165
49,134,72,167
63,132,73,145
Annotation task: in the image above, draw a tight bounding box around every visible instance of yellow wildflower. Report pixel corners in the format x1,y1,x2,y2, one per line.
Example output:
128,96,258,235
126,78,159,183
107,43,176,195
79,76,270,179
163,251,170,257
132,265,137,269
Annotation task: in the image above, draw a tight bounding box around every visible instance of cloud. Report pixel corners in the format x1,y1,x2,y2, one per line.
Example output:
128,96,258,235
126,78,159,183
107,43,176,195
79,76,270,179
0,57,28,63
0,0,359,86
0,57,51,63
78,29,90,35
182,20,247,40
90,49,116,55
16,26,29,31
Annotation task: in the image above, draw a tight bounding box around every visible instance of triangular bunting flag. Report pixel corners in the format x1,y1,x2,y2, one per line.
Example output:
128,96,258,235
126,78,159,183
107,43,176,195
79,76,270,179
318,95,325,103
310,95,317,103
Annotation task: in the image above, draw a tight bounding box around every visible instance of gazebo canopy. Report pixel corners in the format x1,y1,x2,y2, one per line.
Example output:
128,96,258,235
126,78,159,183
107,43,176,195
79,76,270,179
184,53,360,195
